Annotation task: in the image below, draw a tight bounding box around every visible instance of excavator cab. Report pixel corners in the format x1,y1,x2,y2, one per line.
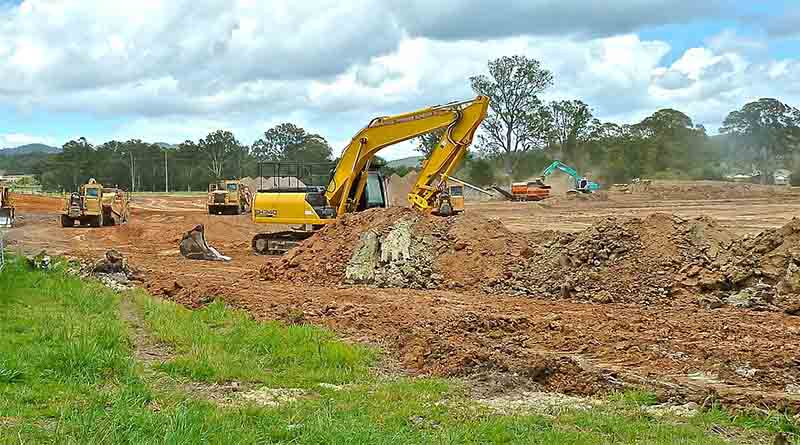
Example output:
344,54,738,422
356,170,388,211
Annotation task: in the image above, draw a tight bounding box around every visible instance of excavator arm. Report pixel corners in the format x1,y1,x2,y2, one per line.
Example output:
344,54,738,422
542,161,579,179
542,160,600,192
325,96,489,215
407,97,489,213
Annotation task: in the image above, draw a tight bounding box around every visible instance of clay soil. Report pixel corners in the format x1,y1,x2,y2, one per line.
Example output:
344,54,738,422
7,181,800,408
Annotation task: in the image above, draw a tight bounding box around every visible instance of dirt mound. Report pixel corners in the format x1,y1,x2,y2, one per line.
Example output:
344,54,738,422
676,218,800,310
261,208,527,289
262,207,800,310
631,180,799,201
262,207,532,290
493,214,738,304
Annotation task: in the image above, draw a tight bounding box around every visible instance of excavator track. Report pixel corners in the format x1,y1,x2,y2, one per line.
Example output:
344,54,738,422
252,231,314,256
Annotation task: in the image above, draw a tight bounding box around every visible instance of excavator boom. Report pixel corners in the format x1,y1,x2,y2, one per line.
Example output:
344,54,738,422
326,96,489,215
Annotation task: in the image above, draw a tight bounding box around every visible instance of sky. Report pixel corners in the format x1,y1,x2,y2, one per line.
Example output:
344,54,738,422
0,0,799,160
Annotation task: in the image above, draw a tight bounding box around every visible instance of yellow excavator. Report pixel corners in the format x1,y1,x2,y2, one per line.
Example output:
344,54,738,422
249,96,489,255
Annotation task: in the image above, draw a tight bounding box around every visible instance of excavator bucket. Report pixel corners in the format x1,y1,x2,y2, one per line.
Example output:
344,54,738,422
179,224,230,261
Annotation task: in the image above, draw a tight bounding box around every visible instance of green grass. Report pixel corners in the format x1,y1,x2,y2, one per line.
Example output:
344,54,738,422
0,255,797,444
135,294,375,387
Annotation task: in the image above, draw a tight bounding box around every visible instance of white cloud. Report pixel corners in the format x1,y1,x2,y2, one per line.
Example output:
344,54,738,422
0,133,57,148
0,0,798,160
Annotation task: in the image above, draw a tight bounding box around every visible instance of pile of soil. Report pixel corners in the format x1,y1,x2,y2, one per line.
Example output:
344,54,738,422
677,218,800,311
633,180,800,201
262,207,530,289
261,207,800,310
493,214,734,304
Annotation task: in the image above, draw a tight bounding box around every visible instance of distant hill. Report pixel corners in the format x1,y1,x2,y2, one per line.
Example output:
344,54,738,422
386,156,422,169
154,142,179,149
0,143,61,156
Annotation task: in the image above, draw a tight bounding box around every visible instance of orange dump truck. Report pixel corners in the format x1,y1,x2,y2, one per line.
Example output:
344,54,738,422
511,180,550,201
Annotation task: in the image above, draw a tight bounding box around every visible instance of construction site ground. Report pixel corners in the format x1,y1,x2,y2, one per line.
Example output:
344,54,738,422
7,180,800,409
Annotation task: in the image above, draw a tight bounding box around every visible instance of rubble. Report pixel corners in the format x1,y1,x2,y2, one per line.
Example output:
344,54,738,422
83,249,141,291
265,208,800,311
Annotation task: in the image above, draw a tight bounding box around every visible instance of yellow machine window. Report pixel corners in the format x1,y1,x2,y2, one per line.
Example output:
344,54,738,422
227,183,238,192
85,188,99,197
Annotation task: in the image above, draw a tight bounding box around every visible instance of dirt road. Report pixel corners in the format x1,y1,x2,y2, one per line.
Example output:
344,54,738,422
6,181,800,408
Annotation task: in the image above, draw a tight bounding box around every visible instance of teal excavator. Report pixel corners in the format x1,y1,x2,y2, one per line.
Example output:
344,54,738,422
542,161,600,193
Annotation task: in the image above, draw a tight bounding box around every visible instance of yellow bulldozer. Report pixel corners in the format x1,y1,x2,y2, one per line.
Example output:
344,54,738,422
207,180,252,215
0,185,15,228
60,179,131,227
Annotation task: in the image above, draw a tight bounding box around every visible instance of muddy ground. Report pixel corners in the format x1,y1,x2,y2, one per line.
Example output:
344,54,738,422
6,181,800,409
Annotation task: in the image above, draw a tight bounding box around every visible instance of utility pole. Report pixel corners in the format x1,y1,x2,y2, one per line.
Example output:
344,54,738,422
164,150,169,193
129,149,136,192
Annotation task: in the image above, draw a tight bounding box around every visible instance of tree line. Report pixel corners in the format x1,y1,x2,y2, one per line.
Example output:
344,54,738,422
458,55,800,185
5,54,800,191
14,124,335,192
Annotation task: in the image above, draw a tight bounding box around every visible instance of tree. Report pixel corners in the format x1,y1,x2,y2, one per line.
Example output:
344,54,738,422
415,129,444,157
637,108,709,174
721,98,800,183
199,130,241,180
546,100,593,166
470,55,554,174
252,123,332,163
468,158,495,186
59,137,95,190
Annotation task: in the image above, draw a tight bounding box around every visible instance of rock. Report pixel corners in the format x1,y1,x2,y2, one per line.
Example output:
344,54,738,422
785,304,800,316
728,267,754,285
785,384,800,394
778,262,800,294
727,289,756,308
698,295,724,309
520,246,536,259
591,290,613,304
734,364,757,379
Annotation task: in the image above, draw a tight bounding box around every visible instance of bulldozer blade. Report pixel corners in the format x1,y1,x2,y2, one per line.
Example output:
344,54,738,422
179,224,231,261
0,209,14,228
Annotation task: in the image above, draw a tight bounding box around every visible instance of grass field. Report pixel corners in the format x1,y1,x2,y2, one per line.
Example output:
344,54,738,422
0,255,796,444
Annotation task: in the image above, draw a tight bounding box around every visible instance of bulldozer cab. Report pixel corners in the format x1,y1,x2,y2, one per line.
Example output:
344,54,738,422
81,183,103,213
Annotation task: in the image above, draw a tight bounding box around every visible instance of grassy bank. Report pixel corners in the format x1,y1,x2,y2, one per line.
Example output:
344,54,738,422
0,256,796,444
